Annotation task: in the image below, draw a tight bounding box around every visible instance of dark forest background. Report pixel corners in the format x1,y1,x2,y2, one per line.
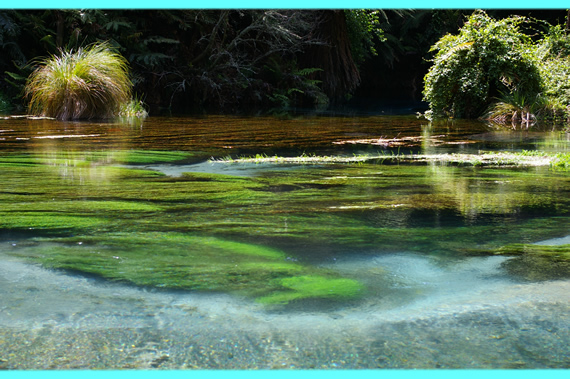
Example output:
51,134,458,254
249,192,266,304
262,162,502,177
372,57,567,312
0,9,568,115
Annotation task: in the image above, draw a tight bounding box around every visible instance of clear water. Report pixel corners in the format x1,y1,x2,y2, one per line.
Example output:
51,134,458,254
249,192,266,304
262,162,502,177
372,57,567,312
0,115,569,369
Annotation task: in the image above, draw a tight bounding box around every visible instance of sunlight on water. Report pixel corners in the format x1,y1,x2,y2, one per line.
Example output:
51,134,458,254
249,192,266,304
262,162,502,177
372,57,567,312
0,115,569,369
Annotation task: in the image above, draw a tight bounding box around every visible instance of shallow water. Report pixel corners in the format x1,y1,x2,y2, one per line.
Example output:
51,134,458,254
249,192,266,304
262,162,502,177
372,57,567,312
0,114,569,369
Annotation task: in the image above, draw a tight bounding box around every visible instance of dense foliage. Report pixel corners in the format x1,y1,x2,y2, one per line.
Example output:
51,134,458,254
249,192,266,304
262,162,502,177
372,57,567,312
0,9,568,115
423,11,541,119
1,9,382,114
424,10,570,122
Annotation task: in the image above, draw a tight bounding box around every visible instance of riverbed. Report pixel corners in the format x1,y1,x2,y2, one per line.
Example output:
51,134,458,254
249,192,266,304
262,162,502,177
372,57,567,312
1,115,569,369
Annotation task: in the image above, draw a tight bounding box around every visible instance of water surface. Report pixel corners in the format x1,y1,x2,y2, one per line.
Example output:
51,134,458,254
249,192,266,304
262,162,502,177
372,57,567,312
0,115,569,369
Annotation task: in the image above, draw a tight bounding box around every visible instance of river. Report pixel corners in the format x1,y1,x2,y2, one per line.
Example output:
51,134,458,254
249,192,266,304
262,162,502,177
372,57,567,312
0,114,569,369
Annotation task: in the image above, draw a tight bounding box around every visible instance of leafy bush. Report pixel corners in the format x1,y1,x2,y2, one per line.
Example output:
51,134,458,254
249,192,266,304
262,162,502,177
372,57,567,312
423,11,542,119
25,41,132,120
535,24,570,108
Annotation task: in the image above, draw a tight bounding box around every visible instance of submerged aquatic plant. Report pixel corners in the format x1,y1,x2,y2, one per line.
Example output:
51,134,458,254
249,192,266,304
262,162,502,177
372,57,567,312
12,232,365,305
4,148,570,306
256,275,365,305
494,243,570,280
25,42,132,120
550,152,570,171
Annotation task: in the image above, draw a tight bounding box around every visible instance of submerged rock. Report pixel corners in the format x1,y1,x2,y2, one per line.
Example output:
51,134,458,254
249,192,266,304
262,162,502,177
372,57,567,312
495,243,570,280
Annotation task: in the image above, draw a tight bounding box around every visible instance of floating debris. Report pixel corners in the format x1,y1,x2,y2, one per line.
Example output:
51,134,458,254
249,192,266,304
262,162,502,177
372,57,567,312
332,135,477,147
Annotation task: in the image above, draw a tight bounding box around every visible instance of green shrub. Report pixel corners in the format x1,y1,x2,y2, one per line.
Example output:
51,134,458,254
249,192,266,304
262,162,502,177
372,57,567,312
423,11,542,119
25,42,132,120
535,25,570,109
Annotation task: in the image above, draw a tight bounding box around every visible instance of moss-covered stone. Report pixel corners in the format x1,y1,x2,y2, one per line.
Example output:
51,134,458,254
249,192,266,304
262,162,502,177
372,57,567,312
494,243,570,280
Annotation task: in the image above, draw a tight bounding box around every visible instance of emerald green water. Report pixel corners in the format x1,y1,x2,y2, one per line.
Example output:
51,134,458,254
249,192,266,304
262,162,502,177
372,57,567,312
1,115,569,368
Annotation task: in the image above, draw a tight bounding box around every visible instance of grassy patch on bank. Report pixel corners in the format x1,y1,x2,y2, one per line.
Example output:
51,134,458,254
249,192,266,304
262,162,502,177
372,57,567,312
25,42,132,121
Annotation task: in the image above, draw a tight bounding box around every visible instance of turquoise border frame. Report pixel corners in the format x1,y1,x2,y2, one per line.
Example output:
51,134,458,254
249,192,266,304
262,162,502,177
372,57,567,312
3,1,570,8
1,2,568,379
3,370,569,377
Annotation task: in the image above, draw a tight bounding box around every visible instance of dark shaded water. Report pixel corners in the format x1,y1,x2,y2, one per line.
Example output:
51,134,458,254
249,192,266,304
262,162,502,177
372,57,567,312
0,115,569,369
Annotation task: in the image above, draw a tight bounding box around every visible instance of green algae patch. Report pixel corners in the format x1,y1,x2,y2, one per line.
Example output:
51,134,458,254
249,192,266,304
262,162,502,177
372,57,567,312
496,243,570,259
109,150,194,165
256,275,366,305
4,148,570,302
0,213,109,232
4,150,570,258
11,232,364,302
494,243,570,280
0,200,162,214
0,150,193,169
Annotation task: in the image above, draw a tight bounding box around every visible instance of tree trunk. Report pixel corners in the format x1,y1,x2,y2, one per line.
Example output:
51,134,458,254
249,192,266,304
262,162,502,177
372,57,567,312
301,10,360,103
56,10,64,48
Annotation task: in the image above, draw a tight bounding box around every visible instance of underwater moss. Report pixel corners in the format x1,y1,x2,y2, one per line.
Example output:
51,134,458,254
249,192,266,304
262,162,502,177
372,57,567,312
256,275,365,304
108,150,194,165
496,243,570,259
4,148,570,304
0,213,109,231
0,150,194,167
10,232,364,303
494,243,570,280
3,151,570,255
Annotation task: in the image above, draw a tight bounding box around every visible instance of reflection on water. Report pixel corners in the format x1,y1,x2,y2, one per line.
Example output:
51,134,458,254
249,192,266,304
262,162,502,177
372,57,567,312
0,115,569,368
2,114,567,154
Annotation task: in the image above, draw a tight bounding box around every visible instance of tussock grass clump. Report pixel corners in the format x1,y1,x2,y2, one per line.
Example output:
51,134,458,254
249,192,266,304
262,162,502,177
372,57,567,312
484,91,565,127
25,42,132,120
118,94,148,118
